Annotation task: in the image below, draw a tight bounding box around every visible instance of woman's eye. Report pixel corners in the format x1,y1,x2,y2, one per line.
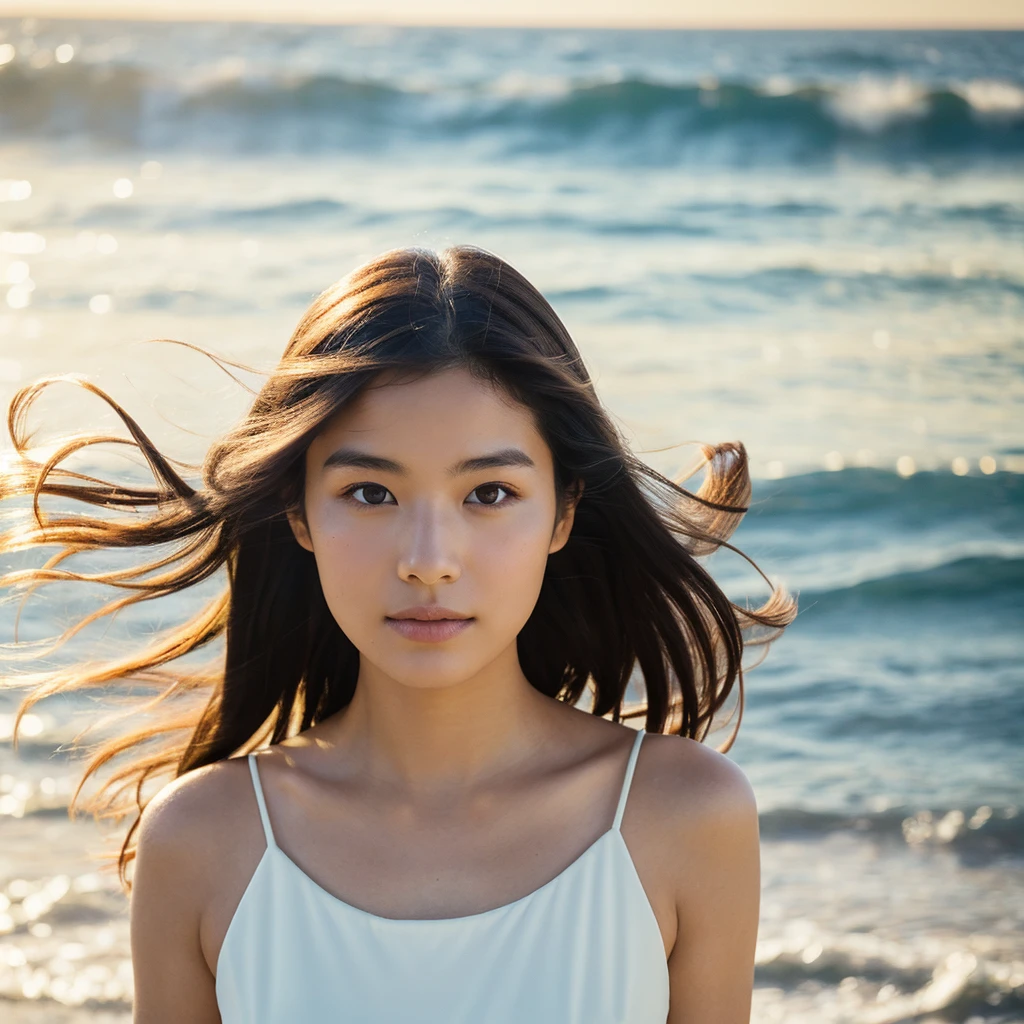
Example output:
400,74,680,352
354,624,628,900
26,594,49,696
466,483,512,506
343,482,514,506
347,483,395,506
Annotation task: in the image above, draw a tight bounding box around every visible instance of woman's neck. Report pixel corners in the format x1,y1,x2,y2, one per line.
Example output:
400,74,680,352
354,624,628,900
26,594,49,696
313,641,565,796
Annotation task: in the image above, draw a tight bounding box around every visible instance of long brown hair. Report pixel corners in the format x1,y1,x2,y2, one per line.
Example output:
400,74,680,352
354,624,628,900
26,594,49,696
1,244,796,892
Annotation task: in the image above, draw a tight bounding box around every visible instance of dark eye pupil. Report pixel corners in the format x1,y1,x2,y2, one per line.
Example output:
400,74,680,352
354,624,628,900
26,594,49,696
363,485,388,504
476,485,500,504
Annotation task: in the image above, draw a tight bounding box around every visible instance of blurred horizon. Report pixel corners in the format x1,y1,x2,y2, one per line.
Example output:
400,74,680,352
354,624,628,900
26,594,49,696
0,0,1022,29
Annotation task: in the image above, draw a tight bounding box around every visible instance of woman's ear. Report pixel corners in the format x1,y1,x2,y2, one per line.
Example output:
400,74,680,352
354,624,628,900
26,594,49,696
548,480,584,555
286,507,315,553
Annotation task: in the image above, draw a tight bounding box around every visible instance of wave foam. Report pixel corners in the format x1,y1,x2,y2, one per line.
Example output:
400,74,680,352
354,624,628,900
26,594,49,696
1,62,1022,160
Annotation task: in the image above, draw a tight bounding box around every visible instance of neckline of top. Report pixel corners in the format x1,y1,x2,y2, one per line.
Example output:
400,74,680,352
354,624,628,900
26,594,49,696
244,726,646,926
264,822,628,926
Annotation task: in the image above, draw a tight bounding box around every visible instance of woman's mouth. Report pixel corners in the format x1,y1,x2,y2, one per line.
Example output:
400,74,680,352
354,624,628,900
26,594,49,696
385,607,474,644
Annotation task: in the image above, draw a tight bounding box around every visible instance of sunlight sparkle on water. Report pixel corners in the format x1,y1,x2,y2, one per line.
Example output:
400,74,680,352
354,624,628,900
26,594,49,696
5,285,32,309
0,233,44,255
0,180,31,202
2,261,29,284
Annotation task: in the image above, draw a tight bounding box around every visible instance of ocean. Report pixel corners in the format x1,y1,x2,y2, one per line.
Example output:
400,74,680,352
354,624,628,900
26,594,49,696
0,16,1022,1022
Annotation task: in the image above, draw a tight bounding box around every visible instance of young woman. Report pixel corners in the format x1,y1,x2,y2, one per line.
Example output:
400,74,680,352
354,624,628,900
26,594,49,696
3,245,795,1022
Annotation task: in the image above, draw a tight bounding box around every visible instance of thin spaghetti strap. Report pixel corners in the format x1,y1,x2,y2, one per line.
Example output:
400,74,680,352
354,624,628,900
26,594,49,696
612,728,645,832
247,753,277,850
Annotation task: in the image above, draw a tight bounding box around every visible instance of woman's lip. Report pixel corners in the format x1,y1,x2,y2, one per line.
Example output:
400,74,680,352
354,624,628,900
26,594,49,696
385,617,475,644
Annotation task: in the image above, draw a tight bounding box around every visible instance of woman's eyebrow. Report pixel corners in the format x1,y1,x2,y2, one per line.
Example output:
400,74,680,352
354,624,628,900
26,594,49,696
322,449,403,473
450,448,535,476
321,447,535,475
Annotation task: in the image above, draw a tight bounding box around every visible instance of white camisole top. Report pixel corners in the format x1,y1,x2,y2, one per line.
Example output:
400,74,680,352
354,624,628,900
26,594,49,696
215,728,669,1023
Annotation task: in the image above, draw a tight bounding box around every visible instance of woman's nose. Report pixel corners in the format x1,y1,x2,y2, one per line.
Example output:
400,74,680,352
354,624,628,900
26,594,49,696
396,502,462,586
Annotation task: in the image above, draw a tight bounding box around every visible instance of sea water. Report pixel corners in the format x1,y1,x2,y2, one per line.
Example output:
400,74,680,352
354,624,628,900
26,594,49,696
0,18,1022,1022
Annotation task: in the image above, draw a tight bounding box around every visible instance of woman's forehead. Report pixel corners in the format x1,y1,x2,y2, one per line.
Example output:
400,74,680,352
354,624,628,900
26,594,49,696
309,367,549,466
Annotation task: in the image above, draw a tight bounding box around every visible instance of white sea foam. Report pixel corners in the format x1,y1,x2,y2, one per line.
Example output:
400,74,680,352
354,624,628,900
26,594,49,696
827,76,929,133
957,78,1024,117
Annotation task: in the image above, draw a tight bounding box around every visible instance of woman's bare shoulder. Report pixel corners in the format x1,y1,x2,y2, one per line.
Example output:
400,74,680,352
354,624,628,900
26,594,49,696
130,756,262,1017
625,732,760,966
133,756,260,909
137,757,254,854
637,731,759,839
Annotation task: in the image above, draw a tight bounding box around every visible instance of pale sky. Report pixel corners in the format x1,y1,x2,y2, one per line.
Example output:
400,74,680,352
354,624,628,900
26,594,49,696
1,0,1022,29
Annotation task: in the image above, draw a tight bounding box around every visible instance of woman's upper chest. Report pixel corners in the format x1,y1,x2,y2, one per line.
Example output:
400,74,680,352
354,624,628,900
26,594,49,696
201,733,685,973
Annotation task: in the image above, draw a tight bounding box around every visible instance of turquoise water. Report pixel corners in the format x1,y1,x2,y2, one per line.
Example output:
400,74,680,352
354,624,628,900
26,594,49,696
0,18,1022,1021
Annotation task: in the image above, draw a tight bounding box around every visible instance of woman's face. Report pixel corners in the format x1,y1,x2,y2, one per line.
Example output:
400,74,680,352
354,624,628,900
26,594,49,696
287,366,577,692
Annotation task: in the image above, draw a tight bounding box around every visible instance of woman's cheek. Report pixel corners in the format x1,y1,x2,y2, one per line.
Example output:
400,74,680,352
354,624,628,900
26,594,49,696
314,531,385,630
477,520,552,624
